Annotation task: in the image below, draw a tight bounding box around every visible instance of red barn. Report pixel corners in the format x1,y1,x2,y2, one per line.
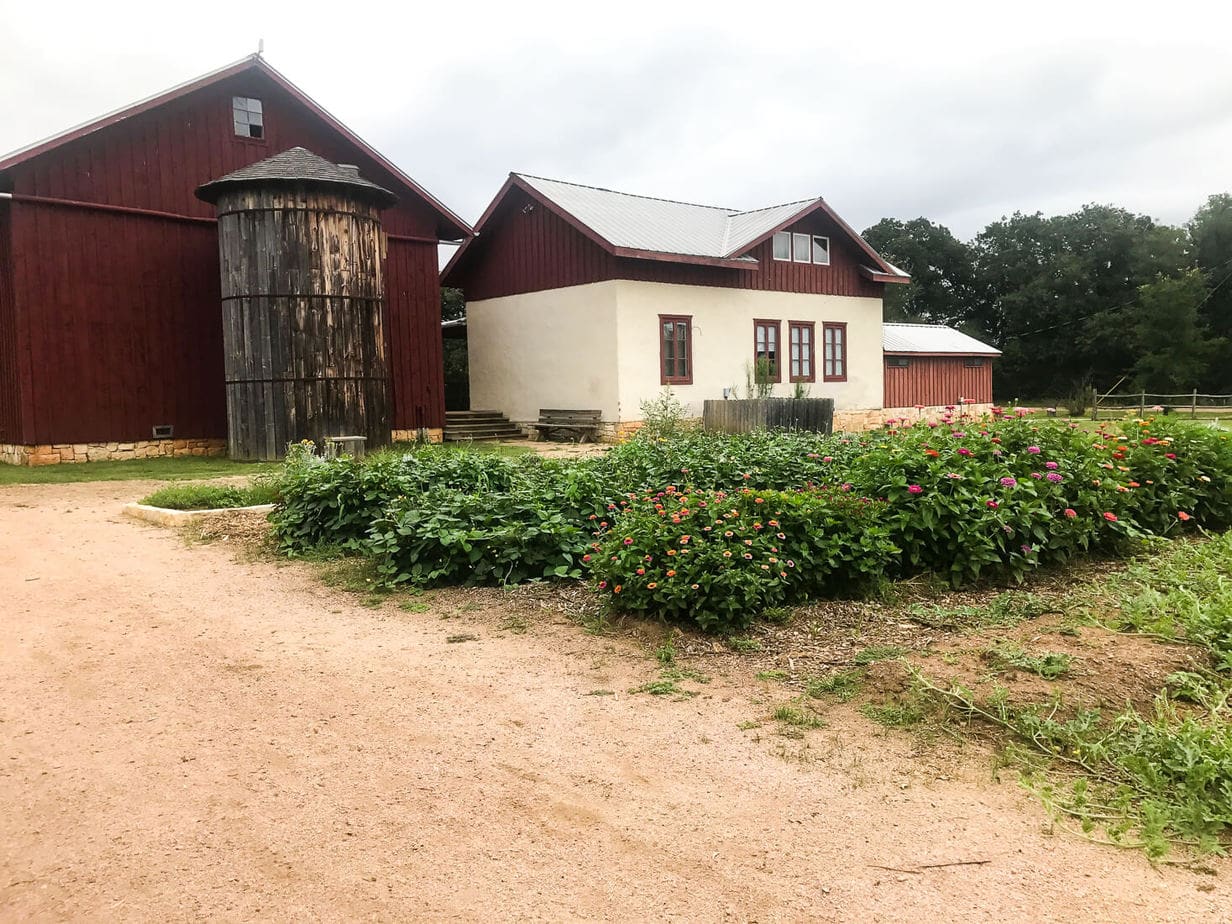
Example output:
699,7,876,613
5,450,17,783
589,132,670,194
0,55,470,464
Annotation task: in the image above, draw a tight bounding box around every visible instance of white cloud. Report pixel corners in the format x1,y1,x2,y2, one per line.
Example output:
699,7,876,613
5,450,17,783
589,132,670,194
3,0,1230,239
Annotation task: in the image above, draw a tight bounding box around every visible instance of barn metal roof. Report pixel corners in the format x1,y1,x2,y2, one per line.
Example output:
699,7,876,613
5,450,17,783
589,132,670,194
195,147,397,206
883,323,1001,355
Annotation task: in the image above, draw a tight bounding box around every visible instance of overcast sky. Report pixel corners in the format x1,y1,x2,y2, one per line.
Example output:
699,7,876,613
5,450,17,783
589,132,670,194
3,0,1230,241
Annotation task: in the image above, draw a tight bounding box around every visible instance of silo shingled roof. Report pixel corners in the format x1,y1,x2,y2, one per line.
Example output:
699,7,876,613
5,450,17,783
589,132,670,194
196,146,397,207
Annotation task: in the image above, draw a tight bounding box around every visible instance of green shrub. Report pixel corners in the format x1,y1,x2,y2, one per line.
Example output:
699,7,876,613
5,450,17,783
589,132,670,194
140,481,277,510
587,486,897,633
367,485,588,587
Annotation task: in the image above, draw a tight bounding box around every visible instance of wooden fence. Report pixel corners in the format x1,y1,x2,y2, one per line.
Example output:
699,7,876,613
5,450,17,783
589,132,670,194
703,398,835,434
1092,390,1232,420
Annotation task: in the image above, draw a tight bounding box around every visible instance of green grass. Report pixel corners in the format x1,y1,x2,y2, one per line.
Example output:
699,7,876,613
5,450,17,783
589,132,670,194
0,456,277,485
806,669,864,702
389,440,535,458
773,704,826,728
861,700,927,728
908,591,1058,631
853,645,907,666
139,481,278,510
900,533,1232,858
984,642,1073,680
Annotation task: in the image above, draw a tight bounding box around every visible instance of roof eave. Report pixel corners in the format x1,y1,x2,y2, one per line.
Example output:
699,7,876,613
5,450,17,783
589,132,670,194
883,350,1002,358
860,266,912,285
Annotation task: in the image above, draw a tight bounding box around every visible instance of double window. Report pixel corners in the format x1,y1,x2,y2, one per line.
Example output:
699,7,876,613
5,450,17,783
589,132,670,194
772,231,830,265
753,319,842,383
659,315,692,384
232,96,265,139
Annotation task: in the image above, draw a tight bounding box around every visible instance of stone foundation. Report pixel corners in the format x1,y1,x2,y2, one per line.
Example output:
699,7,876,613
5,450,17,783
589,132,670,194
390,428,444,444
1,438,228,467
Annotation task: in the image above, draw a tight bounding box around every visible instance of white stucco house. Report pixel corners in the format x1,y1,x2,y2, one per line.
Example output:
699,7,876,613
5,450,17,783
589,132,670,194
442,174,919,435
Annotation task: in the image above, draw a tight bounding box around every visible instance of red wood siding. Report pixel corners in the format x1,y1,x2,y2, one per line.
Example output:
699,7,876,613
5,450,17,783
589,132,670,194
386,238,445,429
0,199,20,442
449,190,882,301
1,69,446,443
883,356,994,408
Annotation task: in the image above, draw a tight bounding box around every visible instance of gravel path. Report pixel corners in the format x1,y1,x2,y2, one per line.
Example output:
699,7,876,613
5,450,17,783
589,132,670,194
0,481,1225,922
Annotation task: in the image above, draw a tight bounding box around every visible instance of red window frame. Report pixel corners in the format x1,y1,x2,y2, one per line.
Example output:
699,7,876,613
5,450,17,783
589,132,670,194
788,321,816,383
823,322,847,382
659,314,693,385
752,319,782,383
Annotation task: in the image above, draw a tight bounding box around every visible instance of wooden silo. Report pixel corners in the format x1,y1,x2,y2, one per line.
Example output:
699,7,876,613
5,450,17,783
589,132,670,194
196,147,397,460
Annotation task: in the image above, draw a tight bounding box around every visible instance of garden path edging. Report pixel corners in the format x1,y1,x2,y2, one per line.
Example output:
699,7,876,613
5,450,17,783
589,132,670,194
122,502,275,527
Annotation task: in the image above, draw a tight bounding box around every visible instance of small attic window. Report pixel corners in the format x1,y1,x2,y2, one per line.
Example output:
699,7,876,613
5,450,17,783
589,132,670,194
232,97,264,139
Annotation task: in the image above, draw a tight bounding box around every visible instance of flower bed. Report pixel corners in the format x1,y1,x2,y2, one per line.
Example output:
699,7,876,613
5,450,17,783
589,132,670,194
267,414,1232,632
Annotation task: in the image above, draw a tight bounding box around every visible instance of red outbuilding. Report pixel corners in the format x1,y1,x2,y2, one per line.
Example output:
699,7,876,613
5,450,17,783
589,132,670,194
0,55,470,464
882,323,1000,409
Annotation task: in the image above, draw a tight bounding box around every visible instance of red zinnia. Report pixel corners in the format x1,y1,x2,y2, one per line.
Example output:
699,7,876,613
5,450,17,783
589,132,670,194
1063,508,1077,518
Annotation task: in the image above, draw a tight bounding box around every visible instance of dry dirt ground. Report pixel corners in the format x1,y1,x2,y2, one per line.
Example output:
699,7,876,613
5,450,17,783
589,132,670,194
1,481,1228,922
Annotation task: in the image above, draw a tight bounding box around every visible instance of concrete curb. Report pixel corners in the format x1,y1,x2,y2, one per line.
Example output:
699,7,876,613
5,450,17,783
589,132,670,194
122,502,276,527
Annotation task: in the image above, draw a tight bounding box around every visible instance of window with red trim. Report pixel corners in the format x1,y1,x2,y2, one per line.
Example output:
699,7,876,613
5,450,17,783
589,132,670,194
788,321,815,382
823,323,847,382
753,319,781,382
659,315,692,384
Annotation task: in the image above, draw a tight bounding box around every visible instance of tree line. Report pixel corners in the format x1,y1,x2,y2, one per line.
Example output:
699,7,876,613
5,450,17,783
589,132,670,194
862,194,1232,403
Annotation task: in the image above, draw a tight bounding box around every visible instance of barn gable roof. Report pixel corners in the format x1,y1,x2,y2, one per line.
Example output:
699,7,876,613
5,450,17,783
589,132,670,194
883,323,1001,356
443,173,910,282
0,55,471,240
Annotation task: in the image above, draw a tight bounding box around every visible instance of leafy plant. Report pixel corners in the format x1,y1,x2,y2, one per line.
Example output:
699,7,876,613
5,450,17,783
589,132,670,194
984,642,1073,680
638,387,690,441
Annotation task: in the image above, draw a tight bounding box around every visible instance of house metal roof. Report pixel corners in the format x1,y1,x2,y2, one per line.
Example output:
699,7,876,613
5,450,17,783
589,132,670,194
882,323,1001,356
443,173,912,283
196,147,397,206
516,174,822,262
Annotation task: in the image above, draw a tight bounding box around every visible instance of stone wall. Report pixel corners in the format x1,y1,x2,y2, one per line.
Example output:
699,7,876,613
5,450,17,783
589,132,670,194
390,428,444,445
0,438,227,467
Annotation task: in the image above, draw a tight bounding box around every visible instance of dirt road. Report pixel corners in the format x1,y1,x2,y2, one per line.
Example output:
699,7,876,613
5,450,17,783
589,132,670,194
0,482,1224,921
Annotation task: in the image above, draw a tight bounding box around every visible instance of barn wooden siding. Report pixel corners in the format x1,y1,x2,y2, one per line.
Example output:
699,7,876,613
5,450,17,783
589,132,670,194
1,68,448,444
883,355,994,408
449,187,882,301
0,199,20,443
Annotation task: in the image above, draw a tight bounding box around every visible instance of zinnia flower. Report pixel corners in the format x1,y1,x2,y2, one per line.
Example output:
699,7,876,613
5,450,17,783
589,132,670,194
1103,512,1118,522
1046,473,1063,483
1178,511,1192,522
986,500,999,509
647,582,658,589
1064,508,1077,518
1045,461,1059,470
666,569,676,577
1000,477,1017,487
908,484,923,494
1027,446,1041,454
613,585,622,594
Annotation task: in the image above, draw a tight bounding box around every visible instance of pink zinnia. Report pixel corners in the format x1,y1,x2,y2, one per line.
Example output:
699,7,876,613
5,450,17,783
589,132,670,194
1103,512,1118,522
1000,477,1017,487
1045,461,1059,470
1064,508,1077,518
986,500,999,509
908,484,923,494
1027,446,1041,454
1046,473,1063,483
958,448,972,456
